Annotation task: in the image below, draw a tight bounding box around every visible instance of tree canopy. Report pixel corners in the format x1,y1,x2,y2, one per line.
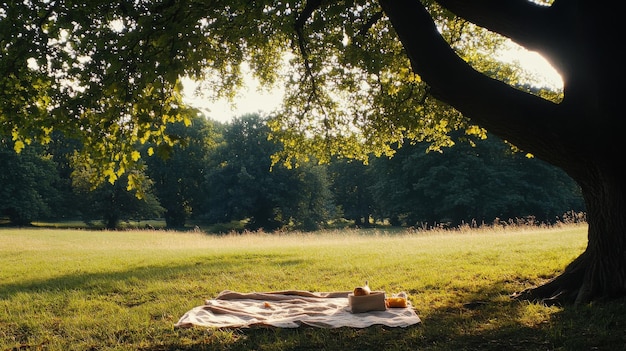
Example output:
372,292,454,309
2,0,526,174
3,0,624,305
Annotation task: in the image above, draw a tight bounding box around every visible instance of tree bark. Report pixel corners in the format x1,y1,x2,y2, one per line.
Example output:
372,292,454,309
514,174,626,304
379,0,626,304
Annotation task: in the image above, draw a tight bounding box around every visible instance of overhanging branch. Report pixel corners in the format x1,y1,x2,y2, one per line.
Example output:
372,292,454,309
378,0,561,155
356,11,384,38
434,0,553,51
294,0,327,119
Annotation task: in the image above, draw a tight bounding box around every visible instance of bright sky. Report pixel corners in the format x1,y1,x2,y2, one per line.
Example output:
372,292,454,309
182,76,285,123
500,45,563,89
182,47,562,124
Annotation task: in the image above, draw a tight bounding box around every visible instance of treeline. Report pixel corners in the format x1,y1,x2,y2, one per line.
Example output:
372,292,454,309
0,113,585,231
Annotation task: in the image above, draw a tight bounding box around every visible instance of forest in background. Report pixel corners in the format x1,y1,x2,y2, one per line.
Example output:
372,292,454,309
0,112,585,231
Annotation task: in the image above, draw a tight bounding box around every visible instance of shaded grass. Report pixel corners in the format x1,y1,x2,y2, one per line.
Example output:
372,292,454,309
1,224,625,350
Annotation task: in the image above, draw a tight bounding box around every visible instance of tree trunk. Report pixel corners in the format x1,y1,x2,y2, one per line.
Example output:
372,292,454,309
513,169,626,305
165,206,187,228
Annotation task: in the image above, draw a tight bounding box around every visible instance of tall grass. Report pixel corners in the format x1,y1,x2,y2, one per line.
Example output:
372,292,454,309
1,224,624,350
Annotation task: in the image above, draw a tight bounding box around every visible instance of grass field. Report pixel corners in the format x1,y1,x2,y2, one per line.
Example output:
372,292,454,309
1,224,625,350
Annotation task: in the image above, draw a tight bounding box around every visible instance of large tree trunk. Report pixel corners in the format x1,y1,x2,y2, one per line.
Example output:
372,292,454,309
514,171,626,305
379,0,626,304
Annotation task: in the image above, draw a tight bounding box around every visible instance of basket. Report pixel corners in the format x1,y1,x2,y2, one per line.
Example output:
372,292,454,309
348,291,387,313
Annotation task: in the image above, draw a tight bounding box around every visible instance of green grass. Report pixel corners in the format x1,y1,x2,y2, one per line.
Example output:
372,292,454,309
1,224,625,350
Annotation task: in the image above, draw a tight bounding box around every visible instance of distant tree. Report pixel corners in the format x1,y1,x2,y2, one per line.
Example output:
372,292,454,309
203,114,334,231
0,138,61,225
369,135,585,227
44,131,83,219
278,162,336,231
145,110,215,228
72,167,163,229
328,159,376,227
367,148,423,227
203,114,278,229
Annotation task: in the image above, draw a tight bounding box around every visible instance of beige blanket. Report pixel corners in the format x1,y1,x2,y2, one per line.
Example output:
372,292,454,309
175,290,421,329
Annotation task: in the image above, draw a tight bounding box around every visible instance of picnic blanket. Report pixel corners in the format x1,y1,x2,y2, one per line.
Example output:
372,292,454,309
174,290,421,329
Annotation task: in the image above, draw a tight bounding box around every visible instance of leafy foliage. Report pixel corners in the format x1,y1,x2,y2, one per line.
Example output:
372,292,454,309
0,0,583,233
203,113,336,231
1,0,538,180
0,138,62,225
368,134,584,227
144,110,215,228
328,158,376,226
0,117,581,230
72,164,163,229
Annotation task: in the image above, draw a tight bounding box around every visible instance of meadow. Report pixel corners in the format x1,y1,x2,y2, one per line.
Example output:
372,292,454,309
1,224,625,350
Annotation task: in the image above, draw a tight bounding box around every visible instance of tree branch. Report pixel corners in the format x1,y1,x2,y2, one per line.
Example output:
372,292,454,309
433,0,554,51
356,11,384,38
294,0,322,31
294,0,327,117
378,0,563,160
432,0,570,77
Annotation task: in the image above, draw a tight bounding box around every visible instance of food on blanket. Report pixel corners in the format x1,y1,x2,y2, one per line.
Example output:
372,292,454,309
386,291,408,308
348,290,387,313
386,297,407,308
353,281,371,296
353,287,369,296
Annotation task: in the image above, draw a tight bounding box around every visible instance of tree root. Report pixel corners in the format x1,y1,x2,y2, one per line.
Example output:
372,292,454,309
511,253,589,306
511,280,578,306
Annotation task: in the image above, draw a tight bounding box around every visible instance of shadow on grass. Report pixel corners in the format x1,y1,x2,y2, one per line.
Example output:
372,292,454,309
145,281,626,351
0,253,305,299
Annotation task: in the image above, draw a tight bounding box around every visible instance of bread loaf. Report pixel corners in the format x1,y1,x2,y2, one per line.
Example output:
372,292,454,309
353,281,371,296
386,297,407,308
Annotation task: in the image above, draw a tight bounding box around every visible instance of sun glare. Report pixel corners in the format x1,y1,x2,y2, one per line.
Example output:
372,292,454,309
499,42,563,90
182,76,285,123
